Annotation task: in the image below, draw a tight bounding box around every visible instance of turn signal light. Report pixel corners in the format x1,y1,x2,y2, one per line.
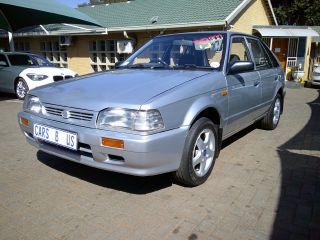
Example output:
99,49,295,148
20,117,29,126
101,137,124,149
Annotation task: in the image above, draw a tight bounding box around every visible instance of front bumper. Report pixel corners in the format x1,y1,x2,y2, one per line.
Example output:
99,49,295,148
18,112,188,176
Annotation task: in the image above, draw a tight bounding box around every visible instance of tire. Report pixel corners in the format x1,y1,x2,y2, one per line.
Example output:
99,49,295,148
174,117,219,187
15,78,29,100
260,94,282,130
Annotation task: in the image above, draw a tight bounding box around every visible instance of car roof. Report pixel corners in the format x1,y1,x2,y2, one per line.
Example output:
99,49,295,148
2,52,38,57
154,31,260,40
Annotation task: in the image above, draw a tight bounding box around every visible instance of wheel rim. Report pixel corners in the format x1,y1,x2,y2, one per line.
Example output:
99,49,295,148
273,98,281,125
16,81,27,99
192,129,215,177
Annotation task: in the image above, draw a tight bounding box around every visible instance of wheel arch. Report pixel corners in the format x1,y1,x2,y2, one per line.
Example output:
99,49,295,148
190,107,221,128
182,96,225,129
14,76,24,89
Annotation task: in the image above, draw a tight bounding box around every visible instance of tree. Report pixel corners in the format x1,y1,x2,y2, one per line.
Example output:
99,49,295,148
271,0,320,25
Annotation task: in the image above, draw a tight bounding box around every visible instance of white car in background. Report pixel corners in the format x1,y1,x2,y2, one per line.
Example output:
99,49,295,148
0,52,76,99
311,64,320,86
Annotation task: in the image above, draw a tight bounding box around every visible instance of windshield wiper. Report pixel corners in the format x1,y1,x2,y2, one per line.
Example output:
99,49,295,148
126,64,149,69
150,58,173,69
175,64,213,70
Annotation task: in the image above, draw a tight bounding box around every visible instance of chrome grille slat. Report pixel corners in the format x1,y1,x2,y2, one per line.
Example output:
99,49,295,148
44,105,94,122
70,111,92,115
79,147,92,153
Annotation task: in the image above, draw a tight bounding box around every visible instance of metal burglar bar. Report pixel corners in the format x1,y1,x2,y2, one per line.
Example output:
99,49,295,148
286,38,299,68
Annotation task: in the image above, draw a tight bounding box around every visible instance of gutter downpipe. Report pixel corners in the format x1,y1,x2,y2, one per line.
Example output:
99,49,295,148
0,9,14,51
8,31,14,51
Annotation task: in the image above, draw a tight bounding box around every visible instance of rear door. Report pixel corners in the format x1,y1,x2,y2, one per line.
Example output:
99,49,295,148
246,37,278,114
224,36,262,135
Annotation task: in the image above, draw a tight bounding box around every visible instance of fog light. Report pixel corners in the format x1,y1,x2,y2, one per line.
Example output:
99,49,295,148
101,137,124,149
20,117,29,126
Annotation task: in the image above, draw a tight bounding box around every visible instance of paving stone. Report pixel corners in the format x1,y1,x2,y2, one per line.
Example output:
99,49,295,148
1,88,319,240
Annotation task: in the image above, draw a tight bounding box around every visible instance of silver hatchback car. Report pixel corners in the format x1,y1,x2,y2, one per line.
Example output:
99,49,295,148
18,32,285,186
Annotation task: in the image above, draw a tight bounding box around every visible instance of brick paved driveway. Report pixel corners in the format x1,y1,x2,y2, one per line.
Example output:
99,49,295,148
0,87,319,240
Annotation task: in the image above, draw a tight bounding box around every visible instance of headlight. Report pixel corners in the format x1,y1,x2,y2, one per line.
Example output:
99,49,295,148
26,73,48,81
23,95,43,114
97,108,164,132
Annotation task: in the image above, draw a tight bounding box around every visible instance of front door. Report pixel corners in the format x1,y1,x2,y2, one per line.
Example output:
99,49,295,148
224,36,262,135
272,38,288,70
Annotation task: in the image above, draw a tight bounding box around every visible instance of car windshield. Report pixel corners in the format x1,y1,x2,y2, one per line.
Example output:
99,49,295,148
121,33,226,70
32,55,54,67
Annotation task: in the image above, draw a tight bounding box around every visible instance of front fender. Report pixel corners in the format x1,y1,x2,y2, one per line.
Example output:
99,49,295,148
182,90,227,128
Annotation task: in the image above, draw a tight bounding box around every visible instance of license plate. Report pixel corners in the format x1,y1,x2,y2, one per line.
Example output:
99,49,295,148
33,124,78,150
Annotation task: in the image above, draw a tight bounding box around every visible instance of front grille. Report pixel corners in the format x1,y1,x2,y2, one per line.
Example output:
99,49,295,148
65,75,73,79
45,106,63,116
44,106,94,122
68,111,94,121
53,76,64,81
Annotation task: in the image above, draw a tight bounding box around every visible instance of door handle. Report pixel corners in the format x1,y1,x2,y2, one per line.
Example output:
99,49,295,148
254,81,261,87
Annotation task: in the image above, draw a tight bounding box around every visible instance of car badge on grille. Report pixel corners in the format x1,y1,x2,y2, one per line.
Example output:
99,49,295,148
61,110,71,119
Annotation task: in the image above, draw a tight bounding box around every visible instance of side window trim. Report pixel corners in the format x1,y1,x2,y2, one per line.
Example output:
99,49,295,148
244,37,256,70
228,35,253,68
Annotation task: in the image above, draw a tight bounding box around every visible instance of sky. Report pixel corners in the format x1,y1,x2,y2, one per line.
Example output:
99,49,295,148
56,0,87,8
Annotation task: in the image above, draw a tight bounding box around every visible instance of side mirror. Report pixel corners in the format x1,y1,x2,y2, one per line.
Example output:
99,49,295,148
114,61,123,69
0,60,8,67
228,61,254,74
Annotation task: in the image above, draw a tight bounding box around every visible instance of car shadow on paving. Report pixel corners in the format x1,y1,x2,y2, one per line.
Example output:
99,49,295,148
36,121,260,194
0,93,18,101
271,90,320,240
36,150,174,194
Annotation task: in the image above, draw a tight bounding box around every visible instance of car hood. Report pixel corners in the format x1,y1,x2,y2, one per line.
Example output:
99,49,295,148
31,69,210,111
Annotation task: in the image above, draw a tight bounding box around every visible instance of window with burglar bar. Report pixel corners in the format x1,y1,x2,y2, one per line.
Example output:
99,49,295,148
89,40,127,72
39,40,68,68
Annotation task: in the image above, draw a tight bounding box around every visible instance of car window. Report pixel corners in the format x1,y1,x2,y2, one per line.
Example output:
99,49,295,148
32,55,54,67
0,54,8,67
229,37,251,65
7,54,34,66
246,38,272,69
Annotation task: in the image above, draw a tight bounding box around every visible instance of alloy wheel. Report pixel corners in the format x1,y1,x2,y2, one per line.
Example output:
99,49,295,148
192,129,215,177
16,80,27,99
273,98,281,125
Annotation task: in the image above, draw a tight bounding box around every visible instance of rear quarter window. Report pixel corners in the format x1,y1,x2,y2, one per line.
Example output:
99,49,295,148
260,41,280,68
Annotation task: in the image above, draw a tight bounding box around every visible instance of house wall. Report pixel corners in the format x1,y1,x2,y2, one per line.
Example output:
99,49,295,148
232,0,273,34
